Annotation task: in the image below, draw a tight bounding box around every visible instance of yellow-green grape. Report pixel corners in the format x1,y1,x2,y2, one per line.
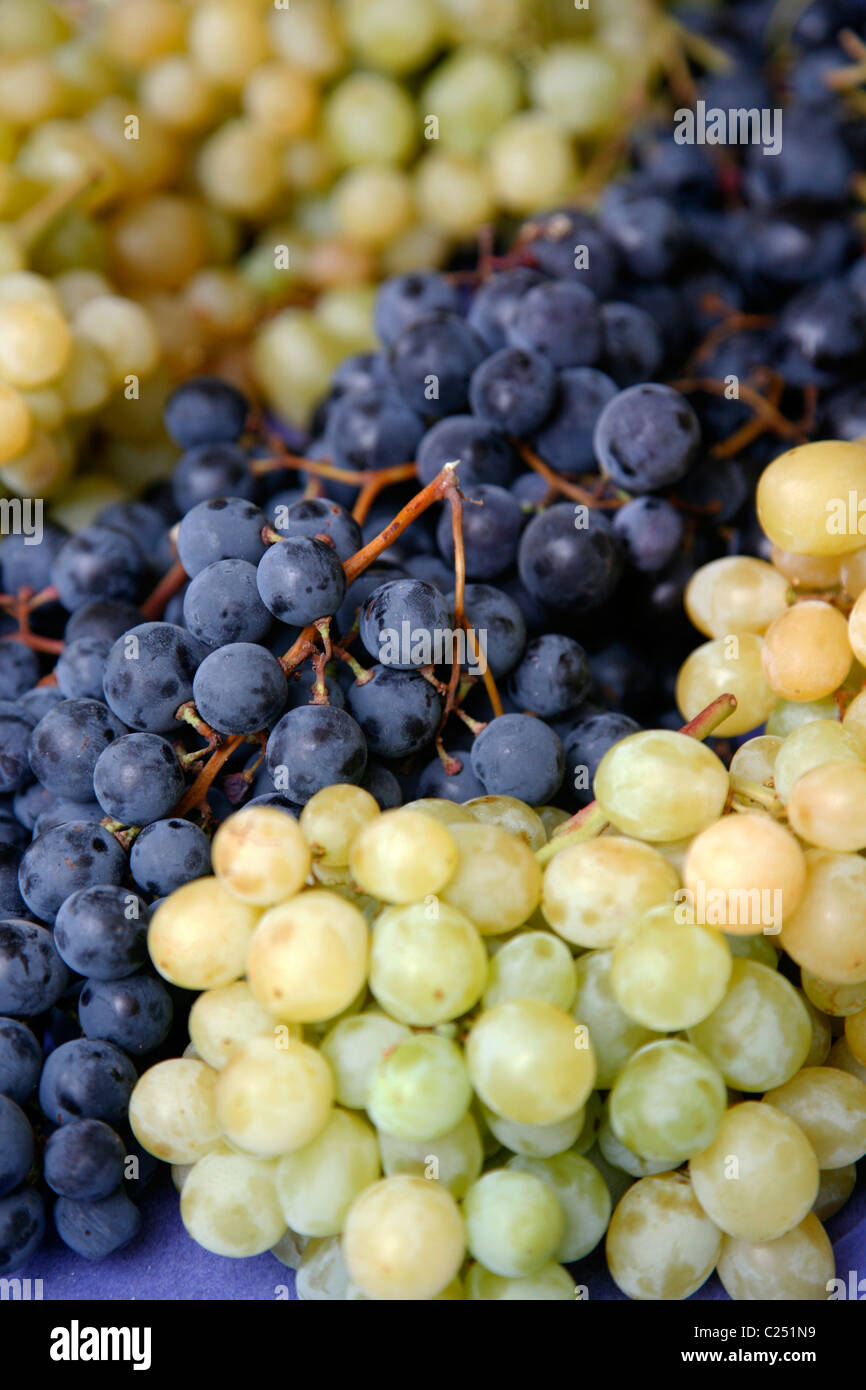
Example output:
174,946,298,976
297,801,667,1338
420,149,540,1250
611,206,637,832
676,635,776,736
246,891,369,1025
0,298,71,388
542,835,679,949
342,0,444,75
319,1011,410,1110
688,959,811,1091
464,795,546,850
266,0,346,77
440,821,541,934
402,798,473,828
148,878,260,990
100,0,186,66
846,1008,866,1066
685,556,789,638
535,805,570,838
129,1058,221,1164
763,1066,866,1169
20,387,64,432
332,164,415,249
594,730,729,843
802,969,866,1018
419,46,522,157
313,285,377,353
507,1152,610,1263
841,545,866,598
0,0,69,51
0,427,73,498
274,1108,380,1238
186,0,269,89
771,544,842,590
243,60,320,140
606,1172,722,1301
377,1112,483,1198
482,930,576,1011
0,54,65,126
211,805,312,905
788,760,866,851
466,999,596,1126
0,226,24,273
350,808,457,904
814,1163,857,1222
197,119,282,217
254,309,345,427
717,1213,834,1302
107,194,207,293
73,295,159,385
342,1178,466,1302
609,1040,727,1165
689,1102,819,1241
381,221,449,275
367,1033,471,1141
478,1100,585,1159
848,587,866,667
183,267,257,340
488,112,577,214
842,689,866,754
180,1147,285,1258
214,1035,334,1158
762,600,852,701
58,335,112,417
0,271,61,307
831,1035,866,1082
800,991,833,1068
370,900,486,1025
756,440,866,556
682,813,805,935
464,1260,575,1300
324,71,416,166
780,849,866,984
0,380,31,462
414,152,496,238
139,55,219,133
463,1168,564,1278
188,981,291,1071
611,905,732,1032
270,1226,310,1269
597,1115,671,1179
773,719,862,802
530,40,625,136
572,949,659,1089
299,784,380,868
729,734,783,786
766,695,840,737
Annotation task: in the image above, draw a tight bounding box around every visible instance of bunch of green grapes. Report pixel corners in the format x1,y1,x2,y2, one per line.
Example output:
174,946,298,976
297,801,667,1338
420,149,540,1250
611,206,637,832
130,756,866,1299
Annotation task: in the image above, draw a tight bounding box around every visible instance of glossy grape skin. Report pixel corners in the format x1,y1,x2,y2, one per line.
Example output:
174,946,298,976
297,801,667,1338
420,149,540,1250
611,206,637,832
506,1151,611,1263
606,1172,722,1301
39,1038,137,1128
685,556,789,638
79,973,173,1057
370,900,487,1025
717,1213,835,1301
377,1112,482,1199
440,821,541,935
756,440,866,555
350,808,457,904
359,577,451,669
215,1035,335,1159
129,817,211,899
611,907,732,1033
688,959,812,1092
572,949,660,1089
367,1033,471,1142
762,600,852,702
182,558,272,647
246,891,369,1025
780,849,866,984
54,885,149,981
319,1011,411,1111
463,1168,564,1278
773,719,863,802
609,1039,727,1165
682,813,807,934
129,1058,221,1166
466,999,596,1126
676,634,777,736
542,836,679,950
763,1066,866,1169
43,1119,126,1201
594,730,729,843
342,1176,465,1302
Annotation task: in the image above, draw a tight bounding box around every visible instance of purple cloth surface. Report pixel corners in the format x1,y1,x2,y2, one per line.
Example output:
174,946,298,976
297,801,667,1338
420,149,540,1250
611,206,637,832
21,1162,866,1301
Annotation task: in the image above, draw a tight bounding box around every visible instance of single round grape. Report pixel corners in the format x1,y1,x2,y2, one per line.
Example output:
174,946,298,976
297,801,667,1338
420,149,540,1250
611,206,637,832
766,696,841,738
128,1059,221,1165
211,806,312,906
350,809,457,904
215,1035,334,1158
323,71,415,165
542,836,680,949
846,1009,866,1066
572,949,660,1089
689,1102,819,1241
440,822,542,935
414,152,496,237
319,1011,410,1110
488,112,576,214
611,905,732,1032
685,556,789,638
763,1066,866,1169
771,546,842,590
606,1172,722,1301
729,734,783,786
717,1212,835,1301
688,959,811,1091
188,982,292,1072
479,1101,585,1160
464,796,547,852
506,1152,611,1263
802,969,866,1018
594,731,729,843
419,46,522,157
295,1235,352,1301
788,760,866,850
756,440,866,556
367,1033,471,1141
275,1108,380,1238
377,1112,483,1199
597,1116,672,1179
299,784,380,868
73,295,159,385
0,298,71,389
139,54,218,131
402,798,474,827
762,601,852,701
466,999,596,1126
463,1169,564,1278
610,1039,726,1165
246,891,369,1025
464,1261,576,1301
342,1176,465,1302
333,165,415,250
181,1148,285,1259
197,119,282,217
780,849,866,983
676,635,777,736
370,900,487,1026
482,930,576,1011
244,59,319,140
773,719,863,802
148,878,260,990
683,813,806,934
530,39,625,136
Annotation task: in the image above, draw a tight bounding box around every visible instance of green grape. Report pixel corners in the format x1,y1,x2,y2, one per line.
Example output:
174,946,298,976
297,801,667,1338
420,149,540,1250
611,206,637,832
214,1036,335,1158
488,112,577,214
799,991,833,1068
402,797,475,827
369,900,488,1025
319,1011,410,1110
197,119,283,217
181,1148,285,1258
780,849,866,984
682,812,806,934
333,164,415,248
829,1036,866,1086
756,440,866,557
212,804,313,905
253,307,351,427
534,805,571,838
342,1176,465,1301
466,999,596,1125
594,731,729,843
729,734,783,787
773,719,862,802
377,1112,483,1198
465,795,547,850
572,949,660,1089
765,698,841,738
676,635,777,736
763,1066,866,1169
367,1033,472,1141
464,1261,576,1301
813,1163,857,1222
482,930,576,1011
148,878,260,992
542,835,680,949
441,822,541,934
342,0,444,75
788,760,866,851
802,969,866,1018
479,1100,585,1159
246,891,369,1025
685,556,789,639
847,1008,866,1067
129,1058,222,1165
324,71,417,166
419,46,522,156
717,1214,834,1301
313,285,377,354
597,1116,672,1179
350,808,458,904
507,1152,611,1263
463,1168,564,1278
530,40,626,136
609,1040,726,1165
606,1172,722,1301
274,1108,380,1238
270,1227,309,1270
611,905,732,1032
188,981,287,1070
299,784,380,869
688,960,811,1092
243,60,320,140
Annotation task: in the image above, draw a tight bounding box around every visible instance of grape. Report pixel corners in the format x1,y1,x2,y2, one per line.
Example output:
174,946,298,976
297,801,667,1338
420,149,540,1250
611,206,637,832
0,1016,41,1103
270,497,362,564
54,885,149,980
594,384,700,494
295,1235,352,1301
488,112,576,214
342,1176,465,1301
518,504,623,613
377,1112,482,1199
466,267,546,354
148,876,260,991
39,1038,136,1128
43,1118,125,1202
802,969,866,1018
676,635,777,736
246,891,369,1025
685,556,789,639
244,59,320,140
440,821,541,934
367,1033,471,1141
611,905,732,1032
172,443,255,515
79,973,173,1057
763,1066,866,1169
773,719,863,802
55,1190,142,1261
832,1035,866,1083
468,345,557,438
0,1094,32,1197
346,665,443,760
465,796,546,851
756,440,866,556
257,537,346,627
129,817,211,899
333,165,415,249
103,622,210,734
780,849,866,984
18,822,127,924
848,589,866,667
717,1212,834,1301
762,600,852,701
370,900,487,1025
482,930,575,1011
214,1035,335,1158
183,558,272,648
846,1009,866,1067
463,1168,563,1278
787,760,866,850
682,813,806,934
388,311,485,420
479,1102,585,1160
350,808,457,903
275,1108,380,1238
466,999,595,1126
609,1039,726,1165
729,734,783,787
299,785,380,869
689,1102,819,1242
319,1011,410,1110
606,1172,722,1301
688,959,811,1091
571,949,659,1089
324,71,415,166
508,634,590,720
177,497,266,577
0,1187,44,1277
464,1261,575,1301
266,705,367,805
594,730,729,842
542,836,679,949
0,298,71,389
181,1148,285,1259
814,1163,857,1222
188,981,290,1072
470,713,563,805
92,733,184,827
210,806,310,907
506,1152,610,1263
843,689,866,752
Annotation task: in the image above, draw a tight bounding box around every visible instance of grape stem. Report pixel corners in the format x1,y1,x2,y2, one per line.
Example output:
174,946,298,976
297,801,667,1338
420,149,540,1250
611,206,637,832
516,443,626,510
729,776,784,816
0,586,64,654
141,559,186,620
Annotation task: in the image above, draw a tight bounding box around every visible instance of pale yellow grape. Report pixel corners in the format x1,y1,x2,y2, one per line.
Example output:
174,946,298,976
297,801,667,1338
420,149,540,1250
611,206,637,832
188,981,291,1070
464,795,546,850
0,299,70,388
367,1033,471,1141
611,906,732,1032
187,0,269,88
295,1235,351,1300
763,1066,866,1169
140,56,219,132
773,719,862,802
181,1148,285,1258
369,899,487,1025
246,891,369,1025
270,1227,308,1269
606,1172,722,1301
299,784,379,868
464,1261,576,1300
688,959,811,1091
243,61,319,140
313,286,377,353
319,1011,410,1109
780,849,866,983
506,1152,610,1264
399,799,469,828
184,268,257,340
788,760,866,851
197,120,282,217
676,635,776,736
814,1164,857,1222
211,806,311,905
19,388,63,432
350,808,457,904
101,0,186,65
848,588,866,668
254,309,345,427
572,949,659,1089
756,440,866,555
73,295,159,384
846,1008,866,1065
148,878,259,990
381,222,449,276
770,545,841,590
58,336,112,417
542,835,679,950
463,1168,564,1278
682,813,805,934
266,0,345,78
766,695,839,736
479,1101,585,1159
0,380,30,462
802,969,866,1018
762,601,852,701
689,1102,819,1241
333,165,415,249
323,71,416,166
830,1035,866,1082
466,999,596,1126
597,1116,672,1179
310,861,350,888
214,1035,334,1158
535,805,570,838
275,1108,380,1238
129,1058,221,1164
685,556,788,638
440,821,541,934
0,55,64,126
343,0,444,75
0,271,61,307
652,833,694,877
342,1176,465,1301
800,991,833,1067
729,734,783,786
0,0,68,51
841,545,866,598
482,930,575,1011
594,730,729,843
842,689,866,754
717,1213,834,1301
419,47,522,157
530,40,625,136
609,1040,727,1165
489,113,577,214
414,153,496,238
377,1112,483,1199
0,427,73,498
